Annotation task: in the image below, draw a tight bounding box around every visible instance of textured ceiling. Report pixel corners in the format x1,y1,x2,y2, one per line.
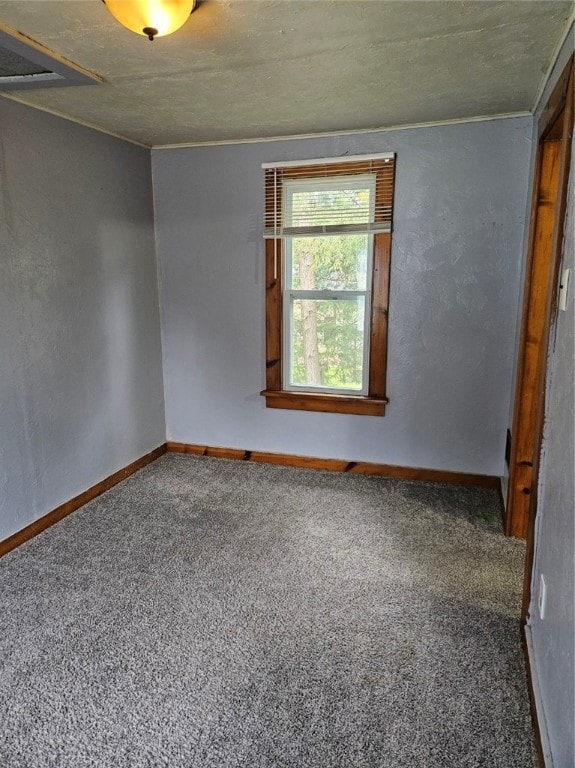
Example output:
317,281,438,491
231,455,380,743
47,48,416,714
0,0,572,147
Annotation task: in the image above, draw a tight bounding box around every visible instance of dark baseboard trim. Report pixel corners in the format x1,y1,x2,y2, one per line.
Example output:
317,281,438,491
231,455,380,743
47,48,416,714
522,622,546,768
0,441,499,558
498,477,508,532
0,443,167,558
166,442,499,488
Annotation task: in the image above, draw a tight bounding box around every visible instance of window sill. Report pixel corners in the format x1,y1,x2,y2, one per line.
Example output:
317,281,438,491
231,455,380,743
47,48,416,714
260,389,387,416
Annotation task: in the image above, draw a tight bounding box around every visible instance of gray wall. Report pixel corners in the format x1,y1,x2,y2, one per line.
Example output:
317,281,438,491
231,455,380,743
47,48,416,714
152,117,532,475
527,30,575,768
0,99,166,542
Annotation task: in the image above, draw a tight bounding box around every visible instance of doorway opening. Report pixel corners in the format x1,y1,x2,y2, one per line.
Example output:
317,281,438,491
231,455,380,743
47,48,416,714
505,55,573,620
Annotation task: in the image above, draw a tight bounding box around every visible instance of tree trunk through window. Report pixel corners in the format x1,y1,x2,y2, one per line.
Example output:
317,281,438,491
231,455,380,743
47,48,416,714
299,245,321,385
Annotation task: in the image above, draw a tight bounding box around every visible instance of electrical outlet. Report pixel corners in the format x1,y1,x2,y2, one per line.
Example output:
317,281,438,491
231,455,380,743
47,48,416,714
538,575,547,621
559,268,570,312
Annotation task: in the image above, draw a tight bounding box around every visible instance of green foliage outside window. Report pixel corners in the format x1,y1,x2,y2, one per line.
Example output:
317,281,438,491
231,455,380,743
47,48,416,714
289,233,368,390
287,185,371,391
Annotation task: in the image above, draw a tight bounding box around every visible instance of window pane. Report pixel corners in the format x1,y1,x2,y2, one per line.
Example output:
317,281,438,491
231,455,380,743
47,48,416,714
289,235,369,290
289,185,372,228
290,297,366,391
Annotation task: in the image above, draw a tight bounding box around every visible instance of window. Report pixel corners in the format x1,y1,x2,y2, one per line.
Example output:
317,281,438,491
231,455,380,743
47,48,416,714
261,154,396,416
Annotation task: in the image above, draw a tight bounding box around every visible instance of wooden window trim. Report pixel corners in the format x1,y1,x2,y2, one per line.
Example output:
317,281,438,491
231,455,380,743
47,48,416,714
261,231,392,416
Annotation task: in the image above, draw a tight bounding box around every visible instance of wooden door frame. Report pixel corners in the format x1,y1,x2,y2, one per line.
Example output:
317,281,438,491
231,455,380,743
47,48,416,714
507,138,562,539
505,55,573,615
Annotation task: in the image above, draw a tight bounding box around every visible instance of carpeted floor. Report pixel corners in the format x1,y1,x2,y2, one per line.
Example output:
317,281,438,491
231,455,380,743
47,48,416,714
0,454,535,767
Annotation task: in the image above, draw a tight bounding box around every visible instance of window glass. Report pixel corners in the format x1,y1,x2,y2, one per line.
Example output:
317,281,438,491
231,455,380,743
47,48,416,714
290,297,366,391
287,182,373,228
288,235,369,291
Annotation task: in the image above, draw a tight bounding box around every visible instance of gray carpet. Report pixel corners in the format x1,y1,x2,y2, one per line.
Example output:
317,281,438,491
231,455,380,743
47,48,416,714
0,454,535,767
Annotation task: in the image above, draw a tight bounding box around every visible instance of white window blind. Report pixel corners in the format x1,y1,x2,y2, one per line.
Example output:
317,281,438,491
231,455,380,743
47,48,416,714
263,153,396,239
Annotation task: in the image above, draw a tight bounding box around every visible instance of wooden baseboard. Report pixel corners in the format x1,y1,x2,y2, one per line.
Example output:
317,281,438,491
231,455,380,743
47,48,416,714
497,477,509,533
0,444,167,558
166,442,499,488
500,479,508,533
1,441,499,558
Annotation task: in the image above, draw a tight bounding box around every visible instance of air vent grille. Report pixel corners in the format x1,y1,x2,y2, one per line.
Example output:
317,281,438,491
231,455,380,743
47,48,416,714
0,23,102,91
0,48,49,77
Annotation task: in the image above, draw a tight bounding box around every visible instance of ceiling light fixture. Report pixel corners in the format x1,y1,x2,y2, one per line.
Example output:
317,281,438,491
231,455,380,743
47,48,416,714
103,0,197,41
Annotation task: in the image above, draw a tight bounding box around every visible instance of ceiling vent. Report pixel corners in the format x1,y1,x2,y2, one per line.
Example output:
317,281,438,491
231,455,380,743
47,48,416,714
0,23,102,91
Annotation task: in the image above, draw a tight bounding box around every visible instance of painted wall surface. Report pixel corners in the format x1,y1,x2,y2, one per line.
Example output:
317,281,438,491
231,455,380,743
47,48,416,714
527,32,575,768
530,136,575,768
0,99,165,542
153,117,532,475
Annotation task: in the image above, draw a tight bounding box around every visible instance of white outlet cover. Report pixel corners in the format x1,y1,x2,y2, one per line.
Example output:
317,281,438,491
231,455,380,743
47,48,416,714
539,574,547,621
559,268,570,312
